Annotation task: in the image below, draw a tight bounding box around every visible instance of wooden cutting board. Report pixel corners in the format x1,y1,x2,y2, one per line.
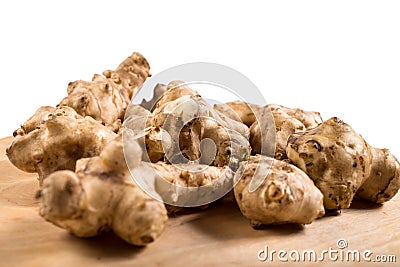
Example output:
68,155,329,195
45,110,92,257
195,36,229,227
0,136,398,267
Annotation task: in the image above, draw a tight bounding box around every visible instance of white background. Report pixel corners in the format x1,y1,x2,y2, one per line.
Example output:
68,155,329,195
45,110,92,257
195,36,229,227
1,1,399,157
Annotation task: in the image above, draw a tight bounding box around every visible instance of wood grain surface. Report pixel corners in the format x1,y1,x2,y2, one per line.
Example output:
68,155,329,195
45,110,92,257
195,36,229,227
0,136,399,267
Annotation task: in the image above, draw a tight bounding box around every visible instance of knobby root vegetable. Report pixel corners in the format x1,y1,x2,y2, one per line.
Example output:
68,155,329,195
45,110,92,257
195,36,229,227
286,117,400,209
12,106,55,137
124,81,251,169
200,117,250,169
150,81,249,139
151,81,200,111
7,52,151,183
59,52,150,131
250,104,323,159
7,106,116,184
123,104,173,163
151,162,234,213
7,48,400,246
357,148,400,203
140,83,167,111
214,101,263,127
234,155,325,227
37,135,168,246
268,104,322,130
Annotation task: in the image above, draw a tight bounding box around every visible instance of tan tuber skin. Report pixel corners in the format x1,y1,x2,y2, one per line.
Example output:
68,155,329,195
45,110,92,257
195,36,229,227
200,117,250,169
234,155,325,227
123,103,175,163
37,135,168,246
214,101,263,127
268,104,322,130
249,104,322,159
150,81,249,139
140,83,168,111
151,81,200,112
12,106,55,137
7,48,400,245
59,52,150,131
357,148,400,203
125,81,251,169
7,52,151,182
286,117,400,209
7,106,116,184
151,162,234,214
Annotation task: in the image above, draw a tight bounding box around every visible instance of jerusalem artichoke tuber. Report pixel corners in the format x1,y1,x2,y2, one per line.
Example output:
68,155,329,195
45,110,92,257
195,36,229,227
7,52,151,183
6,47,400,248
286,117,400,209
7,106,116,183
249,104,322,159
234,155,325,227
140,83,167,111
356,148,400,203
151,161,234,209
124,81,251,168
214,101,263,127
12,106,55,137
37,135,168,246
59,52,150,131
